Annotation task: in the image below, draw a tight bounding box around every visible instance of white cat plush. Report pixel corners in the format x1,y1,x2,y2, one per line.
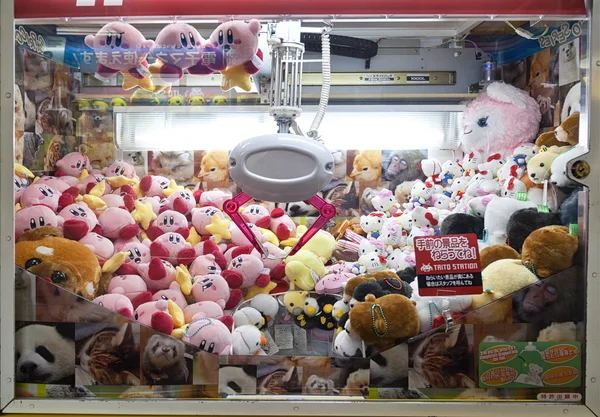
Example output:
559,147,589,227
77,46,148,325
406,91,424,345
371,189,399,216
386,248,414,271
438,160,464,185
477,153,505,177
380,220,407,250
411,206,440,229
358,251,387,273
405,180,435,208
450,176,470,201
359,212,385,239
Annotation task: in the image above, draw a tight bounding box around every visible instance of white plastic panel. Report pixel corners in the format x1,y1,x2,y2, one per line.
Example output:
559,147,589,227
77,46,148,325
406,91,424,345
114,105,463,151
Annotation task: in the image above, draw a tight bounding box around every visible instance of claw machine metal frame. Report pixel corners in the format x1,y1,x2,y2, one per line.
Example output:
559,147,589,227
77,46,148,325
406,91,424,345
1,0,599,415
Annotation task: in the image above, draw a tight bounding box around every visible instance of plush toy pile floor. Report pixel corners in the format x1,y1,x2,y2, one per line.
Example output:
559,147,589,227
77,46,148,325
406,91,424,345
12,81,584,358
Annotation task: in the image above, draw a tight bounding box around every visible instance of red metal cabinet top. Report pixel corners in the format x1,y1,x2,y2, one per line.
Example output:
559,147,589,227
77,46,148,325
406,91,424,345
15,0,587,19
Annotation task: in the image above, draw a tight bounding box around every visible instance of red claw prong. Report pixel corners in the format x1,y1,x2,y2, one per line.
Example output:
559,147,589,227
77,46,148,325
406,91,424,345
287,195,336,257
223,192,270,258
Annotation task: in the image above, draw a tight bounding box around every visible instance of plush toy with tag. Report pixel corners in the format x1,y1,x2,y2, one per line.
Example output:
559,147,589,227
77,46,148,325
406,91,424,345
468,195,497,218
460,82,542,156
183,317,232,355
350,293,419,349
284,250,328,291
84,22,154,90
205,20,263,92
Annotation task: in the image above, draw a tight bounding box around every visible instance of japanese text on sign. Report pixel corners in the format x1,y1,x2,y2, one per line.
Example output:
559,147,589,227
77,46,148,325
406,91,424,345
415,235,477,262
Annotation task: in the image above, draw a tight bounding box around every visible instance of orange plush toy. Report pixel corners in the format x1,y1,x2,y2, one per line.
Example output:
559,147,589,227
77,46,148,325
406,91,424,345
15,226,123,299
521,225,579,278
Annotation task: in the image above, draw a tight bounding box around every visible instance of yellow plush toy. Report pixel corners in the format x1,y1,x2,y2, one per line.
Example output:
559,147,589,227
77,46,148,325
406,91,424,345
282,291,309,316
302,230,337,263
284,250,328,291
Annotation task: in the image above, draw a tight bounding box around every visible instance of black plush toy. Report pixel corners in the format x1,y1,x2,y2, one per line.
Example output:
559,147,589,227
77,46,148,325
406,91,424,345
440,213,484,239
315,294,338,330
507,208,562,253
560,188,581,226
398,266,417,283
353,276,412,302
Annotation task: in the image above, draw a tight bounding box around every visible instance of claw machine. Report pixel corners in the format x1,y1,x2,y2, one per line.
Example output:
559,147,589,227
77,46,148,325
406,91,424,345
1,0,599,415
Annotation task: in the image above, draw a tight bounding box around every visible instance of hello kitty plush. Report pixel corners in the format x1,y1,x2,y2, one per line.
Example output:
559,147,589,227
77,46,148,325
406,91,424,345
359,238,385,257
396,211,414,231
407,226,435,246
386,248,413,272
466,178,500,197
360,212,386,239
438,160,464,185
497,159,524,183
380,221,407,250
405,180,435,208
460,82,542,157
430,193,456,211
411,206,439,229
500,176,528,199
371,189,399,216
468,195,497,217
420,159,443,184
462,151,482,177
513,143,539,168
477,154,504,178
358,252,387,273
450,176,470,201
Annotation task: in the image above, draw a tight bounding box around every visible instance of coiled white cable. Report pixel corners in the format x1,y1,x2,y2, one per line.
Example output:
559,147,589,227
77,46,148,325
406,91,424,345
307,27,331,142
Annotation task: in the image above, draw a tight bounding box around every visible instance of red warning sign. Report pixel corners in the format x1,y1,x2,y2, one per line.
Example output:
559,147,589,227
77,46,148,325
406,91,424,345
413,233,483,296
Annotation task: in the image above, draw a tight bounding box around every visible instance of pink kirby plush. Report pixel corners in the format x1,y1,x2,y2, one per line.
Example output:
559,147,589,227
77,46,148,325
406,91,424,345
269,207,297,241
34,176,71,193
135,299,174,335
139,175,170,198
460,82,542,157
150,23,212,81
93,293,134,320
137,197,161,215
184,301,225,323
191,206,225,235
241,204,271,228
103,160,138,179
147,210,190,240
15,205,60,236
251,242,285,271
222,253,270,289
55,152,91,177
115,239,152,274
189,254,224,277
150,232,196,266
98,207,140,240
207,20,262,72
59,203,99,240
152,281,188,310
79,232,115,264
315,272,354,295
165,190,196,216
108,275,148,300
137,258,177,291
193,241,227,270
182,317,232,355
199,189,232,210
20,184,62,212
191,274,242,310
84,22,154,80
101,194,127,210
230,223,268,247
80,173,108,195
14,174,28,204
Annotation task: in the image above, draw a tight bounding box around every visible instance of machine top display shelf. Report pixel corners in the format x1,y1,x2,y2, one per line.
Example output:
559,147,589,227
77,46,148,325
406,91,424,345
14,0,588,20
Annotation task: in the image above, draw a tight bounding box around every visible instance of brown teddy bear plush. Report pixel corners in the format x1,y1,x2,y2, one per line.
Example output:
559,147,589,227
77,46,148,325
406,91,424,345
15,226,116,299
480,245,520,269
521,225,578,278
343,275,375,302
349,293,419,350
535,130,564,149
555,112,579,146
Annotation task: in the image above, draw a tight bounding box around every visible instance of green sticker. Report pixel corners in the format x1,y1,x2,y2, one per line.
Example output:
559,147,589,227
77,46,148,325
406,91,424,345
516,192,529,202
569,224,578,236
537,205,550,213
479,342,581,388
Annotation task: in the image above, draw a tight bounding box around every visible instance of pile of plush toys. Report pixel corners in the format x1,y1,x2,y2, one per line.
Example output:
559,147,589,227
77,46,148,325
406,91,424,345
13,81,582,358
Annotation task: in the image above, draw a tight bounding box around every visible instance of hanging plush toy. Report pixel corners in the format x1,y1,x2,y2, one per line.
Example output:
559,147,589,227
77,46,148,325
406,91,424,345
84,22,155,91
206,20,263,91
150,23,217,84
